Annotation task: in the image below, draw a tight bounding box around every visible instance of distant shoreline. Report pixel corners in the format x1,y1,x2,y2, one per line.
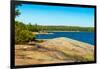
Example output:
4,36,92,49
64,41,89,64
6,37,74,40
32,32,53,35
48,31,80,32
32,31,79,35
32,31,94,35
48,31,94,32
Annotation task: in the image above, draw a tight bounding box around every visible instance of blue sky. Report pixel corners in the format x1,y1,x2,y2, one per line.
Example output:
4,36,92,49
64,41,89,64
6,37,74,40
15,4,94,27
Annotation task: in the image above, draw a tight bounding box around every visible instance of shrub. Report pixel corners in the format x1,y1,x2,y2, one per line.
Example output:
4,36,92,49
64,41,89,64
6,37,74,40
15,21,36,44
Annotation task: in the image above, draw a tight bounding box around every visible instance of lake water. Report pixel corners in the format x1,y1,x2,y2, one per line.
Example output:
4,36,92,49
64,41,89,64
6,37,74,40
36,32,94,45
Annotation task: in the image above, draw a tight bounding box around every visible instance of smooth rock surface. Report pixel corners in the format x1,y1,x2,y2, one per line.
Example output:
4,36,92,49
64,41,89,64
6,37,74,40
15,37,94,66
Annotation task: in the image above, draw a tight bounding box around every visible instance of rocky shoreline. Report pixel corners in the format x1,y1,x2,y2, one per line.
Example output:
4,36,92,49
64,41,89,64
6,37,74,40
15,37,94,66
32,32,53,35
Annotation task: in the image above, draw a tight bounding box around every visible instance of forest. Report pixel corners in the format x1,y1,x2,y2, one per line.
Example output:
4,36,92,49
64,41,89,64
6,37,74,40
16,21,94,32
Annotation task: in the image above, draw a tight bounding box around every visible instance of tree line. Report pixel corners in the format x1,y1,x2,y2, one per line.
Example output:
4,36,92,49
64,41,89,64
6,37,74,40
17,22,94,32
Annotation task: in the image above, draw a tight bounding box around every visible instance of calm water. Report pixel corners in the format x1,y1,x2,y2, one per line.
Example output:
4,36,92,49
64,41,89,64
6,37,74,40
36,32,94,45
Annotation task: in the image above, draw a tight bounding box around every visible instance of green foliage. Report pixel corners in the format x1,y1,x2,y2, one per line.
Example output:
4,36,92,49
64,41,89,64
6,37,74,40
26,25,94,32
26,23,40,32
15,21,36,44
15,3,22,17
15,10,21,17
43,26,94,32
15,4,36,44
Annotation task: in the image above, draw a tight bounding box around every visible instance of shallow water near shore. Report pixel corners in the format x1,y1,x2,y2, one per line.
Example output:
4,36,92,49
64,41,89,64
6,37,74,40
36,32,94,45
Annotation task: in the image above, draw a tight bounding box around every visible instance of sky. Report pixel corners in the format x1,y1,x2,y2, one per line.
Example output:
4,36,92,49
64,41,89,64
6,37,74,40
15,4,95,27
